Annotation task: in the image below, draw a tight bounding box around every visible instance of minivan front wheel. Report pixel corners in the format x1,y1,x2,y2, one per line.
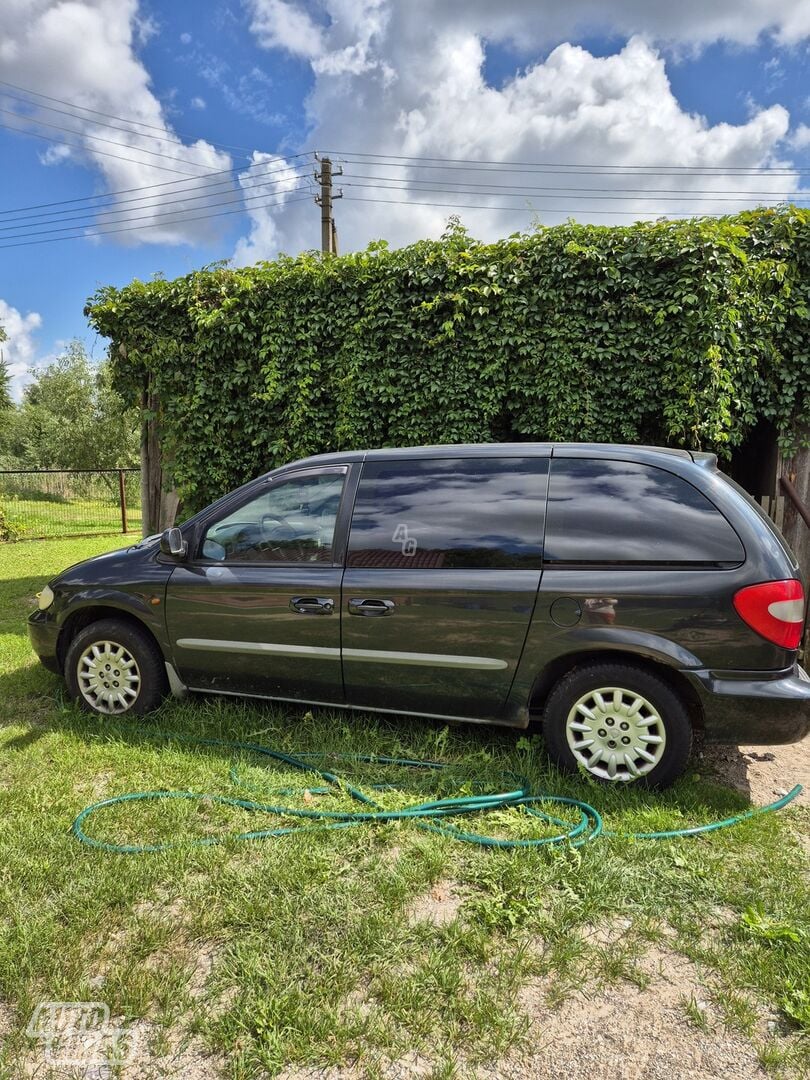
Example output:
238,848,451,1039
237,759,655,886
543,663,692,788
65,618,168,717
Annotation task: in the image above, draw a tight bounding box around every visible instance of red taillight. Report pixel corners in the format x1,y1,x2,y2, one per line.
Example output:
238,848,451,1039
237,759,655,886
733,580,805,649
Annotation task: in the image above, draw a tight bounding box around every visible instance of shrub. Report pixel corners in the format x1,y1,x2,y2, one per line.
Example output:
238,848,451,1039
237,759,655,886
86,208,810,516
0,502,26,542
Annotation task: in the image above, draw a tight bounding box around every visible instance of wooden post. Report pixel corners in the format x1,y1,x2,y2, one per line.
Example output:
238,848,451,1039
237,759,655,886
140,380,152,536
118,469,128,534
778,444,810,579
140,374,180,537
777,438,810,654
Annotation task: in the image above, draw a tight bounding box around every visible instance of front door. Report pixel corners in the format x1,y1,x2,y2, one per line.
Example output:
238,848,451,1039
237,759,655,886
166,467,348,703
341,455,549,721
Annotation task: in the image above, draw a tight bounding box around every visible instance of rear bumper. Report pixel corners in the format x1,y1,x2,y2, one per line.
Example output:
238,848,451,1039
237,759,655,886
685,664,810,744
27,610,61,674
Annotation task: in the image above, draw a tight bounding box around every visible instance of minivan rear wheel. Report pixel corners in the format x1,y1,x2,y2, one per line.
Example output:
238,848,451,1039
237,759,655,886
543,663,692,788
65,618,168,717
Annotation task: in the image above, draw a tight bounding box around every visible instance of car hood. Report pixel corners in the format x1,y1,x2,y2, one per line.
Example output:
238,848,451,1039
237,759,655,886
51,537,164,588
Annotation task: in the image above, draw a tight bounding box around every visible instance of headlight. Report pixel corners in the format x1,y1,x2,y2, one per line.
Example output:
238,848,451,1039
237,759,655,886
37,585,55,611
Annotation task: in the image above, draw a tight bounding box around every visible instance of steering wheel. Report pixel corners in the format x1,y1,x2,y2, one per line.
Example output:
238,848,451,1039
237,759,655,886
260,513,296,538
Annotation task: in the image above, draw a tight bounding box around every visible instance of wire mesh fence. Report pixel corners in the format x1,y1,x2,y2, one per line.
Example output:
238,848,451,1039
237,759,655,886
0,469,141,541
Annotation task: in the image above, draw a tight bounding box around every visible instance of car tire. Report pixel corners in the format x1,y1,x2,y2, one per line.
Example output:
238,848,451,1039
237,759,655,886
542,663,692,788
65,617,168,717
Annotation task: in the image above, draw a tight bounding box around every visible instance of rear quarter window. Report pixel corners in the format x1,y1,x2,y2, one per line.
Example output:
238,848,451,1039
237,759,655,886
545,458,745,567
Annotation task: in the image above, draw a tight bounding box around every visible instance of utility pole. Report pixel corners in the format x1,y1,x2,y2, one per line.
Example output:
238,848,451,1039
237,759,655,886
315,155,342,254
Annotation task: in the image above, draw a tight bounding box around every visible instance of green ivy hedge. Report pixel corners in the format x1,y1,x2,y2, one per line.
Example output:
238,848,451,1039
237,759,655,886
86,208,810,515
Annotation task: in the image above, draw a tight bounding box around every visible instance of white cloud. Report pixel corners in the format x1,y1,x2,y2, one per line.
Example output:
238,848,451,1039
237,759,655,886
38,142,72,166
180,31,192,45
134,12,159,45
0,0,234,247
190,96,207,110
790,124,810,150
763,56,785,89
310,0,393,79
373,1,810,51
243,0,810,60
232,152,309,265
246,0,325,59
237,5,805,260
0,300,45,402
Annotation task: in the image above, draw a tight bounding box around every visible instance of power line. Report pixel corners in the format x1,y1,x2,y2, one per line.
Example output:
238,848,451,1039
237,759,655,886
2,159,801,241
0,118,209,176
0,186,783,251
0,152,313,216
327,149,810,177
0,179,312,241
0,106,227,173
0,191,314,250
341,178,808,207
2,88,804,176
0,179,312,242
340,170,809,200
0,164,311,232
0,78,200,137
0,89,804,251
2,129,805,227
0,79,261,158
341,193,749,218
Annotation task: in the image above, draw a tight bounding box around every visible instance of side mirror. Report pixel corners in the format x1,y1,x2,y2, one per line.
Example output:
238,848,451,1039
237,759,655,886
160,527,187,558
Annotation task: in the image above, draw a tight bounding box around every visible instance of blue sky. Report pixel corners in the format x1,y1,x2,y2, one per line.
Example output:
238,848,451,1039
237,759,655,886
1,1,809,398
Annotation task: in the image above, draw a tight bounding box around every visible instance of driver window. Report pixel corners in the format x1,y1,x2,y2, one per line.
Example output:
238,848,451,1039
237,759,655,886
201,472,346,563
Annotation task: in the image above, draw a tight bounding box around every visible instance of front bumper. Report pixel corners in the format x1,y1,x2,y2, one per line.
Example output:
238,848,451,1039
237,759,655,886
685,664,810,744
28,609,61,674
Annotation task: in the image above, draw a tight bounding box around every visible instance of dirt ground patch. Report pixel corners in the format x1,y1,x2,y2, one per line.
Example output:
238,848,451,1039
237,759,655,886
118,1020,228,1080
272,938,796,1080
406,879,465,927
0,1000,15,1046
702,736,810,807
501,944,775,1080
7,1005,228,1080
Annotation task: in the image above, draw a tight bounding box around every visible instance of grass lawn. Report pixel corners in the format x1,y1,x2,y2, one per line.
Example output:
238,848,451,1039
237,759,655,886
0,537,808,1078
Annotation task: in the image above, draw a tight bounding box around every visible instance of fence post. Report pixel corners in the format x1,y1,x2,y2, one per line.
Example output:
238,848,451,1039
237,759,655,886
118,469,128,534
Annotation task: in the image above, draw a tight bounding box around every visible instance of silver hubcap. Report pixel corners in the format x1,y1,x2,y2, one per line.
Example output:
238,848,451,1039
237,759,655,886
565,686,666,781
77,640,141,714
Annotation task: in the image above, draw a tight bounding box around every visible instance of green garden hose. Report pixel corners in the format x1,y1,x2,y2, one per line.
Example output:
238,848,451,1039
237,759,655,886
70,731,804,855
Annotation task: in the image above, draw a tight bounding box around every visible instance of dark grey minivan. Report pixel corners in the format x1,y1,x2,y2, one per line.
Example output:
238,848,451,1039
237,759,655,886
28,443,810,787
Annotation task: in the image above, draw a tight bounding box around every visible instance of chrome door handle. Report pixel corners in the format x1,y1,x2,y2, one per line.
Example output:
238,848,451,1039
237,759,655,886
290,596,334,615
348,598,395,617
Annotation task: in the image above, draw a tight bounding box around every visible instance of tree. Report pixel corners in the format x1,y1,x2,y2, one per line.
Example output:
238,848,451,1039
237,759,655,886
0,324,11,413
10,340,139,469
0,325,14,460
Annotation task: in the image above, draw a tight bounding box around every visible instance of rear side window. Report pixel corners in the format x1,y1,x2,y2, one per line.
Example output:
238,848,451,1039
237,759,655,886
348,457,548,569
545,458,744,567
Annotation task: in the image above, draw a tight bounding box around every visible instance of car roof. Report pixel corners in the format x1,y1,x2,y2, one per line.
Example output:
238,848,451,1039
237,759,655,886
273,442,699,474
